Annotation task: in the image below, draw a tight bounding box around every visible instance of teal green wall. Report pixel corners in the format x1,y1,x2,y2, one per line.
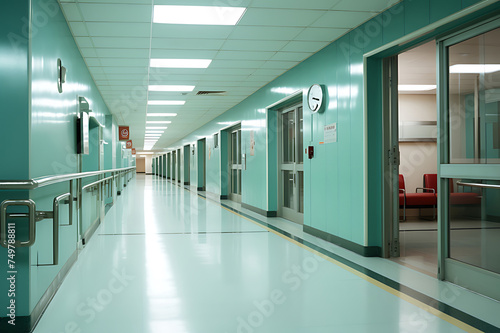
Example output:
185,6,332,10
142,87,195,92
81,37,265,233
165,0,493,248
28,0,113,315
0,0,32,318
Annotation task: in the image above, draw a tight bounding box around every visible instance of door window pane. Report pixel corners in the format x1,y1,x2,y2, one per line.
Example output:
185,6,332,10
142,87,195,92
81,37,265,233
283,110,295,163
298,107,304,164
298,171,304,213
449,178,500,274
448,27,500,164
283,170,294,209
231,169,238,194
232,132,238,164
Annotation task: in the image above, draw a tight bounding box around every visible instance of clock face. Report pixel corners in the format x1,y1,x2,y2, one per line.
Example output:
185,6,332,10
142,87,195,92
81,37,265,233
308,84,323,112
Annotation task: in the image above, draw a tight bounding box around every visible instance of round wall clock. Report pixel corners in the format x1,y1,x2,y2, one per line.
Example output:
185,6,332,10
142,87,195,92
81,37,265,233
307,84,324,113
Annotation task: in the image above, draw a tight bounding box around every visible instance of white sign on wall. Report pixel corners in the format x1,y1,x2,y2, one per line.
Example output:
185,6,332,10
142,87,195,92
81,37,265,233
324,123,337,143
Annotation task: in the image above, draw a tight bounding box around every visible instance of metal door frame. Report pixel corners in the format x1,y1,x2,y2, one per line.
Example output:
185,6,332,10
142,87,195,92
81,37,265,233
278,103,304,224
228,125,242,203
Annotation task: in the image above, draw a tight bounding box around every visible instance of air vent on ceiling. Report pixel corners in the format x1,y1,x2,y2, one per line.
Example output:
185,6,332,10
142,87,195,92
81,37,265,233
196,90,227,96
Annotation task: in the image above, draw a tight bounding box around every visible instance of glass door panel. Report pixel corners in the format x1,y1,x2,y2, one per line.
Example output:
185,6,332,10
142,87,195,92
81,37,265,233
449,179,500,274
440,21,500,301
448,27,500,164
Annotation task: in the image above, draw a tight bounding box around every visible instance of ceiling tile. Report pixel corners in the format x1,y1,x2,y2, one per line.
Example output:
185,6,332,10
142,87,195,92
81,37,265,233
88,66,105,74
150,49,217,59
60,3,83,21
311,11,376,28
260,60,298,69
152,24,233,39
228,26,303,40
98,58,149,67
96,80,145,86
221,39,288,52
280,40,327,52
152,38,225,50
101,67,148,74
75,0,151,3
86,23,151,37
94,48,150,58
80,48,98,57
68,22,88,36
210,60,265,69
238,8,324,27
270,52,311,61
91,37,150,48
214,51,275,61
86,58,102,66
251,68,287,76
295,27,348,41
204,68,255,76
78,3,152,22
75,37,93,48
249,0,338,10
154,0,252,6
197,75,249,81
331,0,400,12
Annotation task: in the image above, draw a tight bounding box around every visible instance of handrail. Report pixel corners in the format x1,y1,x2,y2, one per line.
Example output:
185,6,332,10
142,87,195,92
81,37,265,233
82,176,114,191
0,167,135,190
456,181,500,190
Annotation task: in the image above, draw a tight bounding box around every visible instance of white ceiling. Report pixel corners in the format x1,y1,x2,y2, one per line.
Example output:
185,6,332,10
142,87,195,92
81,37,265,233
59,0,401,150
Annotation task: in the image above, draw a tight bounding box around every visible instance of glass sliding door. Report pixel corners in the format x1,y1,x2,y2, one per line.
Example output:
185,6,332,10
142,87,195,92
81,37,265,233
439,20,500,301
279,104,304,224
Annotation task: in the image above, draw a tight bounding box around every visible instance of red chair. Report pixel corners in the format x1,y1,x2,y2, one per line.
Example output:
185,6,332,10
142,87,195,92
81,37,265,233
399,174,437,220
423,174,481,206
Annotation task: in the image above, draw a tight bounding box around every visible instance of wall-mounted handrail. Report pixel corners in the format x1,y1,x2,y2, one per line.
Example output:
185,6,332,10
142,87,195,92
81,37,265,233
0,166,135,190
456,181,500,190
82,176,114,192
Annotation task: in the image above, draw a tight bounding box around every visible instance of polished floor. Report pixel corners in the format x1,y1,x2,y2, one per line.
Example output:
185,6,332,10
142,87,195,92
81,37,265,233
33,175,500,332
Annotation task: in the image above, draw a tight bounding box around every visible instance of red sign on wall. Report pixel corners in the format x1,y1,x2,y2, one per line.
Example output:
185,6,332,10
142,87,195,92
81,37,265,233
119,126,129,141
126,140,133,149
132,148,136,155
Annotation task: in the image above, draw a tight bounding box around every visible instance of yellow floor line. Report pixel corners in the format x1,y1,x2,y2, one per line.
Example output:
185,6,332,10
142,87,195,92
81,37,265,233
173,182,481,332
212,198,482,333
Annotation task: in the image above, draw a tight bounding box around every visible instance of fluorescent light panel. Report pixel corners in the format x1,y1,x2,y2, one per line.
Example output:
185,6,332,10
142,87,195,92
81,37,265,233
147,121,173,123
150,59,211,69
146,127,168,129
398,85,437,92
450,64,500,74
148,100,185,105
148,85,195,92
147,113,177,117
153,5,246,26
146,131,164,134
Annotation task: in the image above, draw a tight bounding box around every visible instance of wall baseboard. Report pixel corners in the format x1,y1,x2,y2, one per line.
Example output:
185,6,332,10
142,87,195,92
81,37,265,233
241,203,277,217
304,225,381,257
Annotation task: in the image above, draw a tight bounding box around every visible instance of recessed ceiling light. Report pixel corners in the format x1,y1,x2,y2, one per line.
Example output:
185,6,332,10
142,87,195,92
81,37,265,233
147,113,177,117
449,64,500,74
153,5,246,25
146,127,168,130
148,100,185,105
150,59,212,69
146,131,164,134
148,85,195,92
398,85,437,91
